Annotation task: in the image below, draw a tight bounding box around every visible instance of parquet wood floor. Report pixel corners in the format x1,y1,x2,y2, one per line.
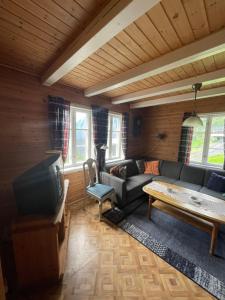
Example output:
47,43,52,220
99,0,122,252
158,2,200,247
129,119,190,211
16,199,215,300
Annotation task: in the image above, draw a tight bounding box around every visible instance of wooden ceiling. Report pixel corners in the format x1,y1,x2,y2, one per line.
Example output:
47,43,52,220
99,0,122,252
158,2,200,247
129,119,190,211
1,0,225,108
0,0,109,74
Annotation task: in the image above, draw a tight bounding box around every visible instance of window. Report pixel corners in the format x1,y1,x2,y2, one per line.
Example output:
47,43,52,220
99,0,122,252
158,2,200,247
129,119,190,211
106,113,123,160
65,108,123,168
190,113,225,168
66,107,92,167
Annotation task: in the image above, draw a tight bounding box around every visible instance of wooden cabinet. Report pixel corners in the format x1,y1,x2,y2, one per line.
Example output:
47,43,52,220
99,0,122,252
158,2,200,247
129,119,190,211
0,258,6,300
12,180,70,289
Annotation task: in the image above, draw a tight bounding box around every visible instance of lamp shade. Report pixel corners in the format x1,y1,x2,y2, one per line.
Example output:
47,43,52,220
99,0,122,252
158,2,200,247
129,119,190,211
182,113,203,128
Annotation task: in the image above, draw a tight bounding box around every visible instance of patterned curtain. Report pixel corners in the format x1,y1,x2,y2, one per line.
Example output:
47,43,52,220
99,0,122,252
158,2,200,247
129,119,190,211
91,105,109,171
122,112,129,158
178,112,193,164
48,96,70,161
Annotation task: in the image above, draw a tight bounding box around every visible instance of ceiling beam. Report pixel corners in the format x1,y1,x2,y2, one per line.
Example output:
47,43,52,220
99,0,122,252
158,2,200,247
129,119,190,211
130,86,225,109
42,0,160,86
112,68,225,104
85,28,225,97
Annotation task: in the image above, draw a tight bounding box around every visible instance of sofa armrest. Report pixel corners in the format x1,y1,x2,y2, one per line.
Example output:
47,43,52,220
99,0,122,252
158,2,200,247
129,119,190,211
100,171,126,207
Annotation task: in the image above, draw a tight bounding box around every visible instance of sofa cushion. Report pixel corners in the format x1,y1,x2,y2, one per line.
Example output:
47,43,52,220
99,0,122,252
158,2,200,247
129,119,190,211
174,180,202,191
200,187,225,201
204,168,225,187
159,160,183,179
180,165,205,186
126,174,154,202
119,160,138,177
152,176,176,184
207,172,225,193
136,159,145,174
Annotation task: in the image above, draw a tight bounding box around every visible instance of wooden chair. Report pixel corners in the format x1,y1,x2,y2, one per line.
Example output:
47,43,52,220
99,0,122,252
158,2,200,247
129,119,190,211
83,158,116,221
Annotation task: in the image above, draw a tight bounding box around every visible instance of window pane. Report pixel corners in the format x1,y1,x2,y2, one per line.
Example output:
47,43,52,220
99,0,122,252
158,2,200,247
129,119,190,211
190,117,207,163
207,116,224,165
76,146,86,162
111,132,120,158
76,129,87,145
76,111,88,129
112,116,120,131
75,130,88,162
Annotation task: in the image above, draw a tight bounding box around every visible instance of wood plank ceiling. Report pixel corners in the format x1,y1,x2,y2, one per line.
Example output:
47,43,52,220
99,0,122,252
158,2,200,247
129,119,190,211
0,0,109,75
0,0,225,107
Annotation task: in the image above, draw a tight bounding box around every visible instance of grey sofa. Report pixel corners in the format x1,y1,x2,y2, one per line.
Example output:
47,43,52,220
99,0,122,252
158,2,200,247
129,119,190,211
100,159,225,208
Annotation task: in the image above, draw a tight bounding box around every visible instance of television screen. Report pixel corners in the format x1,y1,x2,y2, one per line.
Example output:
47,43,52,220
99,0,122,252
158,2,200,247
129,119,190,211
13,154,64,216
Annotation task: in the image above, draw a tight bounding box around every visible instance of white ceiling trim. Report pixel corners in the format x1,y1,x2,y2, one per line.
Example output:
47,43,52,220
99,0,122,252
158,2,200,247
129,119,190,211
112,68,225,104
85,28,225,97
130,86,225,109
42,0,161,86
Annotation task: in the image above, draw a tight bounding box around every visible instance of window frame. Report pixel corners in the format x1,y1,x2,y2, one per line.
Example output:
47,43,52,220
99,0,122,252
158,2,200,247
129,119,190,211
190,112,225,169
66,106,92,168
65,107,124,169
107,112,123,161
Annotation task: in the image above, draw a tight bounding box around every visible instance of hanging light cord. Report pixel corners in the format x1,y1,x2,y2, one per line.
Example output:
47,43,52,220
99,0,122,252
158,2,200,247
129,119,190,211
192,83,202,114
193,86,197,113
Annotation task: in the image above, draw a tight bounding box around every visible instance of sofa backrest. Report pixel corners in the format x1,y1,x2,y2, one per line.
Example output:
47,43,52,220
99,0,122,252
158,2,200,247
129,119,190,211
204,168,225,187
180,165,205,185
160,160,183,179
105,159,139,177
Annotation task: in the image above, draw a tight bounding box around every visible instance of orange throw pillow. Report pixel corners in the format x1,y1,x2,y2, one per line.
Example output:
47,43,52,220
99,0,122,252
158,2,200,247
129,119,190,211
144,161,159,175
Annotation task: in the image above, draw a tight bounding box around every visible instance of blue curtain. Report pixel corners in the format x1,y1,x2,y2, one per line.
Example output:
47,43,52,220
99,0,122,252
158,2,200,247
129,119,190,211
178,112,193,164
122,112,129,158
48,96,70,161
91,105,108,171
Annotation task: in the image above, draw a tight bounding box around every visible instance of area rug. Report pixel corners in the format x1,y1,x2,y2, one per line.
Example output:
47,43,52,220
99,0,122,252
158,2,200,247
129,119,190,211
104,200,225,300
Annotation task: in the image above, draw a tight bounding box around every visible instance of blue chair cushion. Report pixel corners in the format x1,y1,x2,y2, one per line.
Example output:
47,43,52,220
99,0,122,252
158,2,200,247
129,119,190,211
87,183,114,198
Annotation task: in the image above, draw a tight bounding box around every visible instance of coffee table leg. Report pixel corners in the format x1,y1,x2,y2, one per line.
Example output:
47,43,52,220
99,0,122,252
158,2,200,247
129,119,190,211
210,223,219,255
148,196,154,220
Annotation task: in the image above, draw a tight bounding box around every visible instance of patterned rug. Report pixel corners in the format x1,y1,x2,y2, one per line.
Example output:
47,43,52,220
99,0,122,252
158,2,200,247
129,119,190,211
104,200,225,300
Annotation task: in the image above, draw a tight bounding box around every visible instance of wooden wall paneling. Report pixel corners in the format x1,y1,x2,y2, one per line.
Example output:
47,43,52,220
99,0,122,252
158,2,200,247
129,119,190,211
141,95,225,161
0,66,134,231
0,257,5,300
65,171,86,210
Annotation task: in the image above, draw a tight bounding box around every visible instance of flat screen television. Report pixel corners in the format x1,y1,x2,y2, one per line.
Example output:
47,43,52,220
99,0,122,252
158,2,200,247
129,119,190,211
13,154,64,216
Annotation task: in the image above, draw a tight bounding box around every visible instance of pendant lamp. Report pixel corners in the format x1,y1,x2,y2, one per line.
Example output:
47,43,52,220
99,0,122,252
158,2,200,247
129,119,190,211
182,83,203,127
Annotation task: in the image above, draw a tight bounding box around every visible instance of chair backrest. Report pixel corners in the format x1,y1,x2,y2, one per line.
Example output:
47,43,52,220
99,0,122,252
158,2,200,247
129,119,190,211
83,158,99,188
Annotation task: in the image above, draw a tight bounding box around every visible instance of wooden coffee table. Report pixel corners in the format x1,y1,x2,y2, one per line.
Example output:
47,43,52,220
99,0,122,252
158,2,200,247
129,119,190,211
143,181,225,255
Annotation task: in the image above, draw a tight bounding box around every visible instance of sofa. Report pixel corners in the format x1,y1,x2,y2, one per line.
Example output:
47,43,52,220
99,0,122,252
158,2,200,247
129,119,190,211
100,159,225,208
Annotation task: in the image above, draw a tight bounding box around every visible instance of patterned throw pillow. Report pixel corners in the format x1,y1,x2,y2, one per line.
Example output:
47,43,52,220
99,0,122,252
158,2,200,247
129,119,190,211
119,166,127,180
110,165,127,180
136,159,145,174
144,161,159,175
